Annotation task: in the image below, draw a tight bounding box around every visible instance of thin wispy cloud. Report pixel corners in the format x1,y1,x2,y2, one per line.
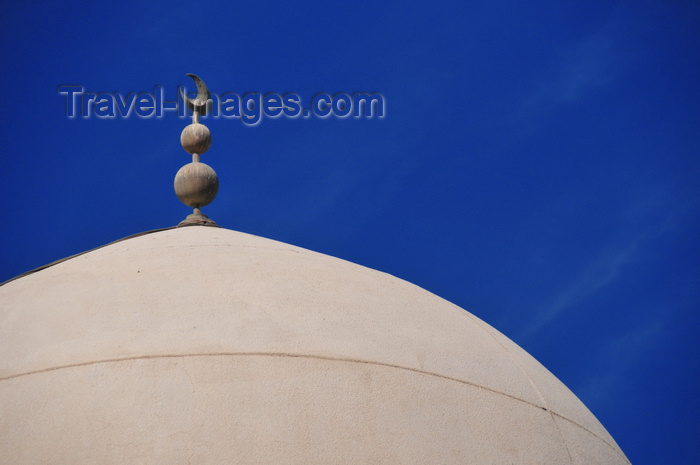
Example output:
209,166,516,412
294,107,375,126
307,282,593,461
520,196,687,340
519,240,639,340
575,320,664,406
482,24,629,147
521,31,616,111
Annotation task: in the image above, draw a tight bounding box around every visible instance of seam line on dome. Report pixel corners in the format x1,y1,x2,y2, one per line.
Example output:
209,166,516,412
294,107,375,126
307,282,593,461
1,352,531,407
1,350,626,457
467,315,581,462
0,351,549,410
2,352,555,418
1,349,618,448
466,317,628,459
549,411,632,464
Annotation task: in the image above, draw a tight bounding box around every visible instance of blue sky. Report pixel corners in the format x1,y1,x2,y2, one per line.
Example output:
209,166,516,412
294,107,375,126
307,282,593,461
1,1,699,463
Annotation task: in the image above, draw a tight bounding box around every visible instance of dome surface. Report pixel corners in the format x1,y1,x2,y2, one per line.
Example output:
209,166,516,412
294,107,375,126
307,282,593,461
0,226,629,464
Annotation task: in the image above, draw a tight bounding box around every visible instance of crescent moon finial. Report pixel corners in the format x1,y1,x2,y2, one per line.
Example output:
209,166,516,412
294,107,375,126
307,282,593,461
184,73,211,117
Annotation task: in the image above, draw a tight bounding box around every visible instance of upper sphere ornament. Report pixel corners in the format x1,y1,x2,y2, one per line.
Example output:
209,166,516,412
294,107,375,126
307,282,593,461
181,123,211,155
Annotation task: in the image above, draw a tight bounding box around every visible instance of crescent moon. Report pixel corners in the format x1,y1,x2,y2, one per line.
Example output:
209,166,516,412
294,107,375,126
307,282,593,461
184,73,210,115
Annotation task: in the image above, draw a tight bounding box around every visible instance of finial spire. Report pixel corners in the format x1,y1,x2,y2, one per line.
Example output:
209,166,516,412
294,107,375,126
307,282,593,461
174,74,219,227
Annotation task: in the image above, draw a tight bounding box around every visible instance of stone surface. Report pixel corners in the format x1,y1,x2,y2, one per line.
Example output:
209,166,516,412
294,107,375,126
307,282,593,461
173,162,218,207
180,122,211,155
0,226,630,464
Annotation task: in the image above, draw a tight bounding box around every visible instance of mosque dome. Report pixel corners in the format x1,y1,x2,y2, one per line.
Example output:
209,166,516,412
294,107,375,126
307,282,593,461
0,225,630,464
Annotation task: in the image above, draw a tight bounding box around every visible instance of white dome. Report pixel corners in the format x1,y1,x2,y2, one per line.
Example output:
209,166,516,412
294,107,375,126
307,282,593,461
0,226,629,464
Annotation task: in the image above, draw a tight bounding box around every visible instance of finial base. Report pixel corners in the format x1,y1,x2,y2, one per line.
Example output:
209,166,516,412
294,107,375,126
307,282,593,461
178,209,219,227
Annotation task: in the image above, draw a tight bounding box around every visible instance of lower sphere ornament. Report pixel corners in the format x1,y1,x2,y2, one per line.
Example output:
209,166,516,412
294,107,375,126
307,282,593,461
174,162,219,208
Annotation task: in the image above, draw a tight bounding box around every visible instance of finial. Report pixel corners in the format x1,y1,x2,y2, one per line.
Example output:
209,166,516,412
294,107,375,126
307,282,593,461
174,74,219,227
